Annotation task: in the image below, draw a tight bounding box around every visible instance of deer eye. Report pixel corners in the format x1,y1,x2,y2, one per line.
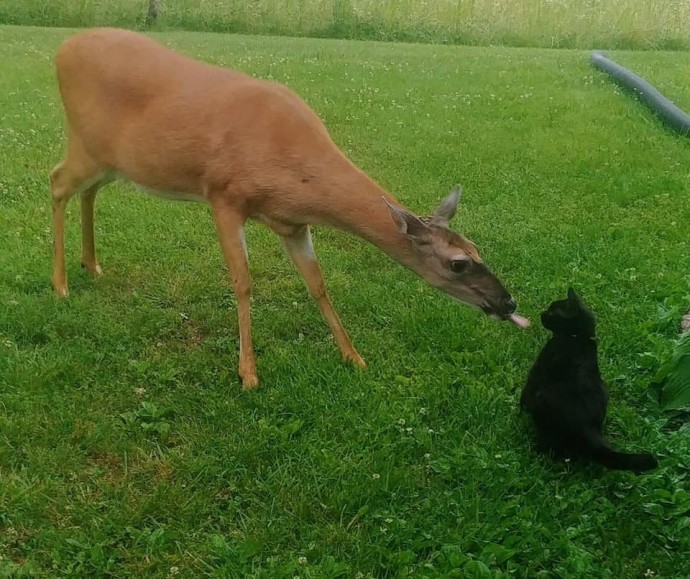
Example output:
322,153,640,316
450,259,470,273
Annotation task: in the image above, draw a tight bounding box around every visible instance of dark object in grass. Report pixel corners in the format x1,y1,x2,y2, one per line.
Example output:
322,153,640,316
591,51,690,137
145,0,159,27
520,288,658,472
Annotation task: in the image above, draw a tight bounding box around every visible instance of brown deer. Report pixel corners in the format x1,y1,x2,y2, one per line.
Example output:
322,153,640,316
51,28,529,388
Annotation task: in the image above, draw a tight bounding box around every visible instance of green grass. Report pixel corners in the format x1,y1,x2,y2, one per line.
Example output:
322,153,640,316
1,0,690,50
1,25,690,577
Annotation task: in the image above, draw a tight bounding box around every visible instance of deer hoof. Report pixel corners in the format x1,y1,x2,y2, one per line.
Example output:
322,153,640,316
53,282,69,298
81,262,103,276
241,373,260,389
346,352,366,368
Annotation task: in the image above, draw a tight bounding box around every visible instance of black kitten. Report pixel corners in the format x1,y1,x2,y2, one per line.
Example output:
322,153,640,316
520,288,658,472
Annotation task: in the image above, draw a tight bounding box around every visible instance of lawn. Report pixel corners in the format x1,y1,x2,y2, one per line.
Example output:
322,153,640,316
1,25,689,577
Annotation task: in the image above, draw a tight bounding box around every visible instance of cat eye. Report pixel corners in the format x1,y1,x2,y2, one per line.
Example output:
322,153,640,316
450,259,470,273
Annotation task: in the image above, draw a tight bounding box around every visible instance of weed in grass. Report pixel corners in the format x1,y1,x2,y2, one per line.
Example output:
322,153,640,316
0,25,689,577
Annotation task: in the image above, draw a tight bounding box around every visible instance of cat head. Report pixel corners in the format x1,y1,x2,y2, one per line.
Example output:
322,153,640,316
540,287,596,338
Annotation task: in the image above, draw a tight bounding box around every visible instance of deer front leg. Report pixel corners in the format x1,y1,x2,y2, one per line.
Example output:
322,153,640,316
211,202,258,389
281,225,365,368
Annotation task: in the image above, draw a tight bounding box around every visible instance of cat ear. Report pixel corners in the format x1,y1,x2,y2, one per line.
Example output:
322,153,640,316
567,287,580,303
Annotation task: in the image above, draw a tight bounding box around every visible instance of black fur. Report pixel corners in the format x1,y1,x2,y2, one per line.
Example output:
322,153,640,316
520,288,658,472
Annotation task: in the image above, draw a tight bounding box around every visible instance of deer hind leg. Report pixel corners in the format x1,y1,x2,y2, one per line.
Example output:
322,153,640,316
281,225,365,368
50,140,105,298
80,183,104,277
211,202,258,389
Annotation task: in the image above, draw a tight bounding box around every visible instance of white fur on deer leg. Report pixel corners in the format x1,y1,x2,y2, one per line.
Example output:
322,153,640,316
282,228,318,262
239,228,248,258
295,228,316,258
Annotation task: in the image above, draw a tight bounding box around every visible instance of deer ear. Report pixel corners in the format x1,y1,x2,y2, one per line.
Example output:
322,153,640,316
383,197,430,239
432,185,462,224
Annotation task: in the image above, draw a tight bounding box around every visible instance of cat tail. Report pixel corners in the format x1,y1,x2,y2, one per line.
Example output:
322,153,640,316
584,430,658,472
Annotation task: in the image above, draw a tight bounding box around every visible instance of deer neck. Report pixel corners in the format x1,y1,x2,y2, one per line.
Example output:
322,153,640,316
309,158,420,272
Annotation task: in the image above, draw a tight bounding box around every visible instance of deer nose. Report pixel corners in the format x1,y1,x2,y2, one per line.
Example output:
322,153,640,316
505,297,517,313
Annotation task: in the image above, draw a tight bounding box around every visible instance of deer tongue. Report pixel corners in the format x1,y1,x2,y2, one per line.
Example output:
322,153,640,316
508,314,530,329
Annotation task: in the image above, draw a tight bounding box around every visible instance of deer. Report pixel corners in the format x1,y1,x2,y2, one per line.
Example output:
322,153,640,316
50,28,530,389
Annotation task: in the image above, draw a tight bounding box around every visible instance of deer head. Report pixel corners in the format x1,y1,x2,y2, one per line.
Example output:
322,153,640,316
385,186,528,327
